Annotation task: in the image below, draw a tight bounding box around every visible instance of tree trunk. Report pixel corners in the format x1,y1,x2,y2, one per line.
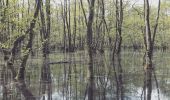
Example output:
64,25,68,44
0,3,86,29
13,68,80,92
16,0,41,80
87,0,95,100
143,0,161,100
113,0,123,56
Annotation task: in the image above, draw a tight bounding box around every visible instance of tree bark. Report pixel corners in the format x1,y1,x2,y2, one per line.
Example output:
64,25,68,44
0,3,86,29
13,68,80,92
16,0,41,80
113,0,123,57
143,0,161,100
87,0,95,100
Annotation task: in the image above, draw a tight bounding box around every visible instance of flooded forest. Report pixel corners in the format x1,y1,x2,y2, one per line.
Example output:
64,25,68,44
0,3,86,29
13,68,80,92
1,0,170,100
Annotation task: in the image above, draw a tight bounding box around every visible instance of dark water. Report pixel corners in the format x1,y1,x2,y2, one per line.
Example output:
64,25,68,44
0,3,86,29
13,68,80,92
0,50,170,100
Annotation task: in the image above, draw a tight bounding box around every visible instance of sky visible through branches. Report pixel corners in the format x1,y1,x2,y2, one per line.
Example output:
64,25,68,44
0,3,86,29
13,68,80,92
52,0,159,5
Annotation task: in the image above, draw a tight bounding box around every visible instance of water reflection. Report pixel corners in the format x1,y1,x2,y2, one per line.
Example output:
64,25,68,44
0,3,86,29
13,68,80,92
39,56,52,100
95,53,110,100
142,66,153,100
15,80,36,100
0,50,170,100
113,54,124,100
87,54,95,100
1,65,8,100
0,64,36,100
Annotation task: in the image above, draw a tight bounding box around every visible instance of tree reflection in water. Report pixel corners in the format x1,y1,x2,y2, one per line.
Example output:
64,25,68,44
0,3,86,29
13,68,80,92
113,54,124,100
15,80,36,100
141,53,160,100
0,64,36,100
1,65,8,100
142,66,153,100
1,51,170,100
39,56,52,100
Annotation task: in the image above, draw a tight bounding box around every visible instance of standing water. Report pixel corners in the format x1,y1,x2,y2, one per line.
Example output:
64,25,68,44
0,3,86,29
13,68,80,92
0,50,170,100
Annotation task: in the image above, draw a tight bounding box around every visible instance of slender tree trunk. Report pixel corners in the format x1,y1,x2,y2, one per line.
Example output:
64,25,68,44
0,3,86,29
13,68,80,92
73,0,77,51
143,0,161,100
61,0,67,52
68,0,72,52
113,0,123,56
87,0,95,100
39,0,52,99
112,0,124,99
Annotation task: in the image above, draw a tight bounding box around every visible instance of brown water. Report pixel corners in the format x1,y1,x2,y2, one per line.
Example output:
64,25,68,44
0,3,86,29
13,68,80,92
0,50,170,100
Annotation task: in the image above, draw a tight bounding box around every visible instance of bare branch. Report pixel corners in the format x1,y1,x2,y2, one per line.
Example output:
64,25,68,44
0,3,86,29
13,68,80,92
152,0,161,45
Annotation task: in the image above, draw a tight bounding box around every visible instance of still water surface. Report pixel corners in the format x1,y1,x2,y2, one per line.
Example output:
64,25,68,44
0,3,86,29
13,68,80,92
0,50,170,100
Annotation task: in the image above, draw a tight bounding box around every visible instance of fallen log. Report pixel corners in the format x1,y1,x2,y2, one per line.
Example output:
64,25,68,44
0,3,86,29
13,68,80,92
48,60,84,65
48,61,70,65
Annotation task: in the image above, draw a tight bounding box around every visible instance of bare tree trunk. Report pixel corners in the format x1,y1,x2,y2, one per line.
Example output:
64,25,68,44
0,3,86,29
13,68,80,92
113,0,123,56
39,1,52,99
39,0,51,84
0,0,38,81
143,0,161,100
68,0,72,52
79,0,88,26
61,0,67,52
87,0,95,100
112,0,124,99
16,0,41,80
73,0,77,51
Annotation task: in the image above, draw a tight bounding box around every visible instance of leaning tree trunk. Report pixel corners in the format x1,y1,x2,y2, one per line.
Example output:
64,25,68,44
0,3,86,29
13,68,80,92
2,0,41,80
16,0,41,80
